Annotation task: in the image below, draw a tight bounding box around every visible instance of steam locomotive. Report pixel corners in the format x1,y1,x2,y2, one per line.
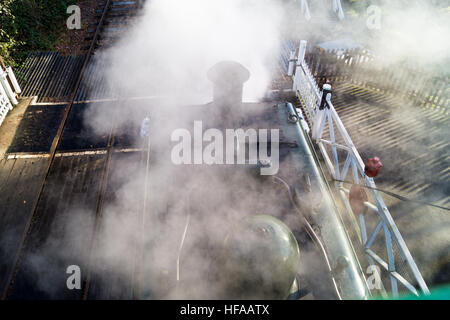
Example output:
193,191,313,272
137,61,369,300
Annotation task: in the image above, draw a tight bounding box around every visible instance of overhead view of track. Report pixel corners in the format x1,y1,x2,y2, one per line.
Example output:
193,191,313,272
0,0,449,301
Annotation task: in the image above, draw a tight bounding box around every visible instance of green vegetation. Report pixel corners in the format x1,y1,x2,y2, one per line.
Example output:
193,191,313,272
0,0,76,67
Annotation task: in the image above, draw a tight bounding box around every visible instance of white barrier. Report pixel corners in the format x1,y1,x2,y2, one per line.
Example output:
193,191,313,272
0,65,21,127
0,81,13,127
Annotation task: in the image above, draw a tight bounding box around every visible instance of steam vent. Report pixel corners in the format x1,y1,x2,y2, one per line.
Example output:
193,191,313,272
207,61,250,107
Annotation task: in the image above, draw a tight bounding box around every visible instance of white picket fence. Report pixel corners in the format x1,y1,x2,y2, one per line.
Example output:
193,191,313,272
0,66,21,127
288,40,430,298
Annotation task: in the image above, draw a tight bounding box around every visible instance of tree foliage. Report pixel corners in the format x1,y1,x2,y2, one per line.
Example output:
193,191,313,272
0,0,76,67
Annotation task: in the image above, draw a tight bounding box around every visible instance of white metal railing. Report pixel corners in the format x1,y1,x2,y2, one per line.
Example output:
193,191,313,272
289,40,430,298
0,65,21,127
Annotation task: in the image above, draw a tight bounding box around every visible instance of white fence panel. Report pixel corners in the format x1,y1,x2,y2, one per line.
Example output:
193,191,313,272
0,65,21,128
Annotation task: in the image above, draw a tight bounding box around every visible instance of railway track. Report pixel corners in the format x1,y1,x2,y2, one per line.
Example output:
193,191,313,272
16,0,143,103
0,0,149,300
1,3,448,299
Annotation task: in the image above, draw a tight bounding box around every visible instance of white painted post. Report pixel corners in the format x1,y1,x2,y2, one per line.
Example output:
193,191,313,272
287,50,296,77
300,0,311,21
333,0,345,20
293,40,308,91
6,67,21,94
0,69,18,105
298,40,307,64
0,82,13,126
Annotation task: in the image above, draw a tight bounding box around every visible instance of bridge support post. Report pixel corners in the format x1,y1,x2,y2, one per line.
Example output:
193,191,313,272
293,40,307,91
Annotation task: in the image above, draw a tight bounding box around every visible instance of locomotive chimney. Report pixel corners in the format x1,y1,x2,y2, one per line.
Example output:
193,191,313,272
207,61,250,108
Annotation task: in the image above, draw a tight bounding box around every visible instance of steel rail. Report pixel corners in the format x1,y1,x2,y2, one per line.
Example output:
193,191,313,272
132,132,152,299
81,104,117,300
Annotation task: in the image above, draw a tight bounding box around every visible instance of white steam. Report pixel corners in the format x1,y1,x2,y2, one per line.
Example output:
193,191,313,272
102,0,283,104
77,0,297,300
364,0,450,71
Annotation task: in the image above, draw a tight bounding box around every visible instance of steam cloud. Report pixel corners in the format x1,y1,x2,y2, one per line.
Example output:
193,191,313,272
19,0,449,298
79,0,293,299
369,0,450,71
